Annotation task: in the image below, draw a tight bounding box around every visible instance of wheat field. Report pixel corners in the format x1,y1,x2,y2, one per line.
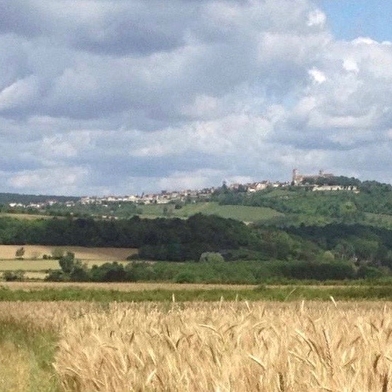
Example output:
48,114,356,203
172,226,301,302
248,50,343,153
0,245,136,261
1,300,392,391
0,281,257,291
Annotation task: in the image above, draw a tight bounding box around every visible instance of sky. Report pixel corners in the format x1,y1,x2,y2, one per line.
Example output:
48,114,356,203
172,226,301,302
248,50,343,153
1,0,392,196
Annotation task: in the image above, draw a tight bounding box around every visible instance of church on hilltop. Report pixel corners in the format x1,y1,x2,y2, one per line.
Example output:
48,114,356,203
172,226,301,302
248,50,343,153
292,168,334,186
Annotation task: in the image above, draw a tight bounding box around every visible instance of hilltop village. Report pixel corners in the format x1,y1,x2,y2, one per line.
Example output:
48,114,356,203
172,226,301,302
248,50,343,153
6,169,359,211
79,169,358,206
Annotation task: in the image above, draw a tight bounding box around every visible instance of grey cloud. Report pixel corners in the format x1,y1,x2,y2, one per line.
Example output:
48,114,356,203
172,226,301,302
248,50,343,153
0,0,196,56
0,0,45,37
0,0,326,125
68,6,188,56
2,0,392,196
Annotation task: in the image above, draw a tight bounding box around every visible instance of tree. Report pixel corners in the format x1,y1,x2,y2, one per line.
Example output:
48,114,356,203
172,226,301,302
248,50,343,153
90,262,126,282
15,247,25,259
59,252,76,274
323,250,335,262
51,248,65,259
57,251,89,281
199,252,225,263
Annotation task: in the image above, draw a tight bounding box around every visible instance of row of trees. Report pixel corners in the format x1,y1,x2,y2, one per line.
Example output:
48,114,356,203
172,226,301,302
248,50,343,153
47,252,363,283
0,214,253,261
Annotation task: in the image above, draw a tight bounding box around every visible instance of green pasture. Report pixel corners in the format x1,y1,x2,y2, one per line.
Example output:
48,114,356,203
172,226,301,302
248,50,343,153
139,202,283,222
0,284,392,302
0,259,128,272
0,213,52,220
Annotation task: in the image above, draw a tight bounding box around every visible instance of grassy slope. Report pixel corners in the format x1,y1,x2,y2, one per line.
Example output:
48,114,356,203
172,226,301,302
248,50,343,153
139,201,283,222
0,213,53,220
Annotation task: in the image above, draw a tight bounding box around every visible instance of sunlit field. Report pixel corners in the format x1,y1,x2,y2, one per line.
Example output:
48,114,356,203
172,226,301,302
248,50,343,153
0,281,257,291
0,245,136,261
1,300,392,391
0,246,136,280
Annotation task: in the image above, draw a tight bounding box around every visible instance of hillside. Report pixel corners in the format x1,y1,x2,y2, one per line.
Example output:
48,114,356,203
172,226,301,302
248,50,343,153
2,177,392,230
130,178,392,228
209,178,392,228
138,202,283,222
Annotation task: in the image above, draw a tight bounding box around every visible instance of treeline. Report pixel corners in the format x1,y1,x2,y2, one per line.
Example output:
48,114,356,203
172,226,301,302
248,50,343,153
0,214,252,261
54,260,359,283
45,252,359,284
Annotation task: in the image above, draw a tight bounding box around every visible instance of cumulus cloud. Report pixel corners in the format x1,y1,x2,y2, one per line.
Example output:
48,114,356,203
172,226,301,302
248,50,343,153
0,0,392,195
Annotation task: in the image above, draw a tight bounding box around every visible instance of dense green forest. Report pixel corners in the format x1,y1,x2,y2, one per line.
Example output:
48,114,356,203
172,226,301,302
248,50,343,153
0,214,252,261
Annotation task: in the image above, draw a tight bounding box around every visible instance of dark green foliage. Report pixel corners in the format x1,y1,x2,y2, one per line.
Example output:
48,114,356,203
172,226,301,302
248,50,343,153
136,214,251,261
174,271,197,283
15,246,25,258
0,214,254,261
46,258,364,284
278,260,355,280
90,262,128,282
59,252,76,274
2,270,25,281
55,251,89,282
286,223,392,267
70,265,90,282
356,265,385,279
45,270,65,282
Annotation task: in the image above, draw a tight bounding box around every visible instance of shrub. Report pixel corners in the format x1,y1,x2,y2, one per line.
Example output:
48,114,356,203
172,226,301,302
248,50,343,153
15,247,25,259
3,270,25,281
356,265,384,279
90,262,127,282
45,270,66,282
199,252,225,263
174,271,197,283
280,260,355,280
70,266,90,282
